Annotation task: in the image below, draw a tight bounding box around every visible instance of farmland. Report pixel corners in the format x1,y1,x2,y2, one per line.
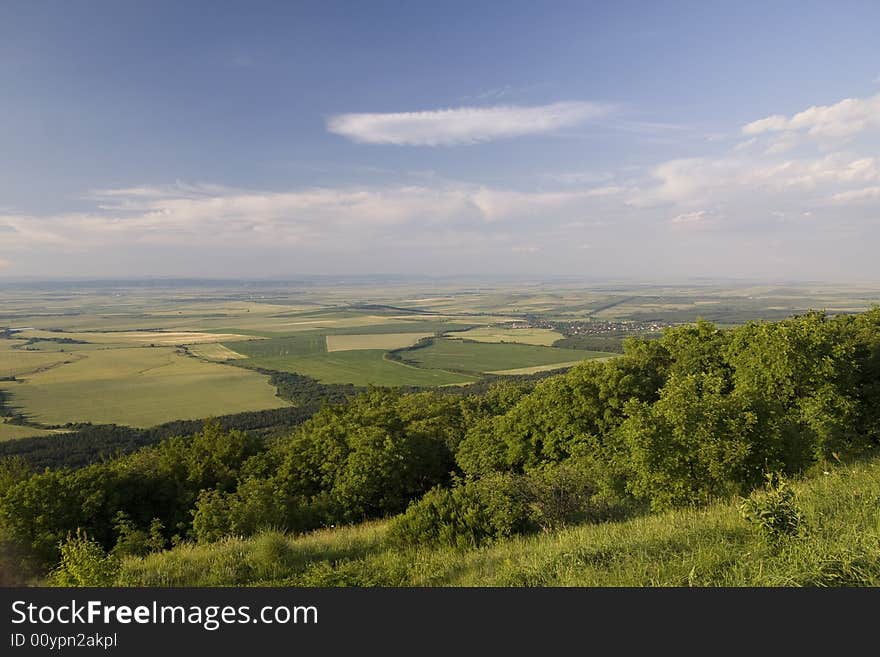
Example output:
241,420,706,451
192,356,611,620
399,338,615,375
1,279,879,433
188,343,249,361
326,332,434,352
237,349,476,387
0,347,287,427
447,327,564,346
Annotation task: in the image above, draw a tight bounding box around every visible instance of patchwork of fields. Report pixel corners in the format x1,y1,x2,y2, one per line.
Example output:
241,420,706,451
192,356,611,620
2,280,877,433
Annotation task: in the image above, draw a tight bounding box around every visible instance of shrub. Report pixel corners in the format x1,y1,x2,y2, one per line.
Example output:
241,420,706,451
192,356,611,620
524,460,609,531
739,473,804,544
387,474,533,548
49,529,120,586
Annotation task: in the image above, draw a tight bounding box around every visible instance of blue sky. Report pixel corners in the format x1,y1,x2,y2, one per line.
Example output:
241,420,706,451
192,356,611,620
2,1,879,280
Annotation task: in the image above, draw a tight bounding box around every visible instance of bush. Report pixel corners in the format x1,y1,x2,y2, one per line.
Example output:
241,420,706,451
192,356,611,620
49,529,120,586
387,474,533,548
739,473,804,545
524,460,612,531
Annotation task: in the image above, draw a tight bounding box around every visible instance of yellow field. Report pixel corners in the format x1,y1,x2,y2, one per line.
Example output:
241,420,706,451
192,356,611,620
448,327,564,346
15,330,258,346
188,344,249,361
0,347,288,427
325,332,434,352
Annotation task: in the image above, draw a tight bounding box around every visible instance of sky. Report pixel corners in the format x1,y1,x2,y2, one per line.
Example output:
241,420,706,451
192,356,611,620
1,0,879,281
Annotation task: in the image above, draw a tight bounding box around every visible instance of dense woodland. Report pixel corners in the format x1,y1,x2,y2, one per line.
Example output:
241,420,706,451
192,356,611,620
1,308,879,583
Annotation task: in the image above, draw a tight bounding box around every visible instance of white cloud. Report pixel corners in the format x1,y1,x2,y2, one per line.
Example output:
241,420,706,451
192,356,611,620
6,90,880,280
741,93,880,143
671,210,708,225
632,152,880,209
742,115,789,135
326,101,609,146
829,186,880,202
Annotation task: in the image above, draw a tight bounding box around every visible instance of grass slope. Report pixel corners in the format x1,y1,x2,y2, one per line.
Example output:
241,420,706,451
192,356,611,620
119,453,880,586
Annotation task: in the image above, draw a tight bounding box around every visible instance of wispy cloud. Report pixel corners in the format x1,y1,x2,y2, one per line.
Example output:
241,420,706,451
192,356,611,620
326,101,609,146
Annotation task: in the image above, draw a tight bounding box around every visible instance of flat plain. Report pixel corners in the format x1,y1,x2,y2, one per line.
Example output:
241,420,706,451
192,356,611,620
2,279,879,433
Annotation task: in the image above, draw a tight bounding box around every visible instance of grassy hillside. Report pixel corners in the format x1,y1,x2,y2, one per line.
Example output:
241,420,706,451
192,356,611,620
117,452,880,586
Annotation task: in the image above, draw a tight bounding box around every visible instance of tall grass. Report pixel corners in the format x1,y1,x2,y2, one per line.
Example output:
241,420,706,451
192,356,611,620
119,454,880,587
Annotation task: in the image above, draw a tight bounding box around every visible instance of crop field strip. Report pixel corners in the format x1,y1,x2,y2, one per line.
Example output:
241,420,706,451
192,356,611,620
187,343,249,361
325,332,435,352
11,329,259,345
446,327,564,346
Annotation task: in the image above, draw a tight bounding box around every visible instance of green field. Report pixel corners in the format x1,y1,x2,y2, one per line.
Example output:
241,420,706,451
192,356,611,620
401,338,615,374
0,347,288,427
234,349,475,387
224,334,328,362
326,332,433,352
448,327,564,346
